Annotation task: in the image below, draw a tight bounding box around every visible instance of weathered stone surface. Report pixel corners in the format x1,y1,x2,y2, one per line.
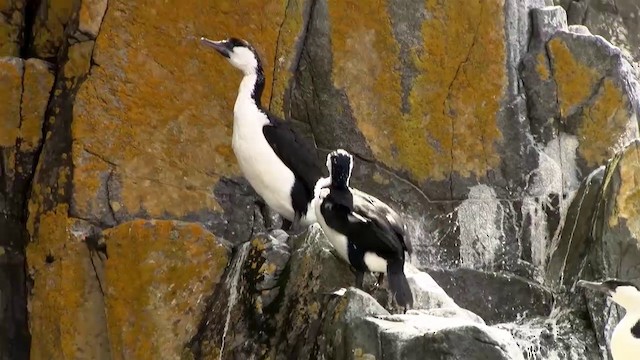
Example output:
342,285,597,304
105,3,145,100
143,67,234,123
31,0,80,59
497,307,600,360
0,0,25,56
584,140,640,359
2,0,639,359
0,55,54,360
103,220,230,360
72,0,306,243
556,0,640,73
522,7,639,179
318,288,525,360
77,0,107,40
545,166,604,288
190,226,488,360
27,208,109,360
428,268,554,325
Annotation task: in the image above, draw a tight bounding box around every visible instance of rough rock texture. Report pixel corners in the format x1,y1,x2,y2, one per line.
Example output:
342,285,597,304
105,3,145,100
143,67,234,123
547,140,640,359
0,0,25,56
0,56,54,360
0,0,639,359
556,0,640,73
189,226,526,360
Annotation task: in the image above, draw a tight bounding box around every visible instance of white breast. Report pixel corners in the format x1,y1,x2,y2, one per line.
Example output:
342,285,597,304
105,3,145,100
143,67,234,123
314,199,350,264
232,97,297,222
611,314,640,360
363,252,388,273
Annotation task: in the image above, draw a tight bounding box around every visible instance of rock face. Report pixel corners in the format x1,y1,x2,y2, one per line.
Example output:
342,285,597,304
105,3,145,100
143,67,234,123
0,0,639,359
555,0,640,73
189,226,526,360
547,139,640,359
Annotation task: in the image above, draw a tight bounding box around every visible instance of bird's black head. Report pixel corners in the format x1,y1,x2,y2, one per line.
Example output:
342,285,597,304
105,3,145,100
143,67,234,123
200,36,262,75
577,278,640,311
326,149,354,189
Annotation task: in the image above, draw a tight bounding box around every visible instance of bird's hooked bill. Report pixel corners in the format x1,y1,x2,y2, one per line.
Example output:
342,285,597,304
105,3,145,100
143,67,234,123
200,37,230,58
577,280,609,294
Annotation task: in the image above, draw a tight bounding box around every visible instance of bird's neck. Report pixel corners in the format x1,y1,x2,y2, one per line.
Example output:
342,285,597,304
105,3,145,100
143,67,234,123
237,68,265,109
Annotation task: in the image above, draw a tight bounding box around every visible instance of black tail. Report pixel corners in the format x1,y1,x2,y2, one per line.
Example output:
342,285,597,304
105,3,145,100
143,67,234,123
387,261,413,309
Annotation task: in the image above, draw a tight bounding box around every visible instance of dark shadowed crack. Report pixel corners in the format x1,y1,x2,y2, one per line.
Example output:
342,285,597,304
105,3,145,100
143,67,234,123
282,0,317,120
268,0,294,109
105,169,117,224
83,147,117,167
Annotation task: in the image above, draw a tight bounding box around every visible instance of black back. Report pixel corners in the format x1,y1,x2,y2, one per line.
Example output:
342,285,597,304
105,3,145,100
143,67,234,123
262,120,323,216
320,190,405,266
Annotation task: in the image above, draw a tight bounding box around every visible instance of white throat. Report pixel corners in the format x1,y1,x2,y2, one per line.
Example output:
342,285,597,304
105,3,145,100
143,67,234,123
611,286,640,313
314,177,332,201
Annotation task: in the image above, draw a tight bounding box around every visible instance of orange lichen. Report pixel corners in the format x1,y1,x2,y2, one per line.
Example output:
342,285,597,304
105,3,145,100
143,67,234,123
72,0,295,220
70,142,111,218
102,220,229,360
64,41,94,86
21,59,56,150
577,78,632,166
536,52,550,81
609,141,640,238
548,37,601,117
0,2,23,56
27,206,109,359
0,57,22,147
329,0,506,181
268,0,308,116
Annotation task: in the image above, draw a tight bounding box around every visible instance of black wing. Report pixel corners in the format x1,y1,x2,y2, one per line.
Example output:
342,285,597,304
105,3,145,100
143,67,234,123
351,189,411,254
262,115,324,190
322,190,407,258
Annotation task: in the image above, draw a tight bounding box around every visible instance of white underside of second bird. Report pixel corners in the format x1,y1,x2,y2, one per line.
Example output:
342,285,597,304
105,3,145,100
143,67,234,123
611,314,640,360
315,197,388,273
231,75,316,226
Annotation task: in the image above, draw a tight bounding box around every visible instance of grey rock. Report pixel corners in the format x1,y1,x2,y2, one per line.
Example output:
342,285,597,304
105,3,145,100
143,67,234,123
428,268,554,325
580,140,640,359
319,290,525,360
497,308,600,360
558,0,640,73
546,166,604,289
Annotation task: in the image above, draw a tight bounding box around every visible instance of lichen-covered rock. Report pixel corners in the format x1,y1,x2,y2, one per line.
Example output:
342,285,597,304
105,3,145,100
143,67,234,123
585,140,640,359
428,268,554,324
103,220,230,360
1,0,638,359
31,0,80,59
0,0,25,56
0,55,54,360
556,0,640,73
28,217,230,360
71,0,307,242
